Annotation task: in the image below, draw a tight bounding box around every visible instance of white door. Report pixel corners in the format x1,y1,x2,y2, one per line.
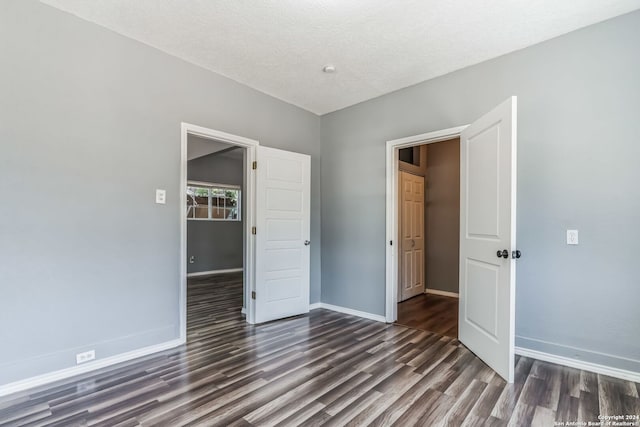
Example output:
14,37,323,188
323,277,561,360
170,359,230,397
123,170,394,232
459,96,517,382
255,146,311,323
399,171,425,302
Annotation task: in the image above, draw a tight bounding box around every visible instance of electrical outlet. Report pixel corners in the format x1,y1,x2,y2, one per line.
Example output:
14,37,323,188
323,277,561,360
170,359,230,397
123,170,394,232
567,229,579,245
189,255,195,264
155,189,166,204
76,350,96,365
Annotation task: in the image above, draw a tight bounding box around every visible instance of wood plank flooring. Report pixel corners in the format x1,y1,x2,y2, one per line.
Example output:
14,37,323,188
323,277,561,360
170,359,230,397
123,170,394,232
397,293,458,338
1,273,638,426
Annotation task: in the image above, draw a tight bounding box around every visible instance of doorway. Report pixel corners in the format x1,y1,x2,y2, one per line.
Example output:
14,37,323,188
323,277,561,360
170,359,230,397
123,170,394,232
179,123,313,337
395,139,460,339
185,135,247,336
179,123,258,339
385,96,519,382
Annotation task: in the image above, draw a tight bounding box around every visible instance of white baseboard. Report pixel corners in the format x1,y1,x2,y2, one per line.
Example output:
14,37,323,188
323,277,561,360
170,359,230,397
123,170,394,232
187,268,242,278
0,339,183,398
425,288,459,298
310,302,386,323
515,346,640,383
309,302,322,310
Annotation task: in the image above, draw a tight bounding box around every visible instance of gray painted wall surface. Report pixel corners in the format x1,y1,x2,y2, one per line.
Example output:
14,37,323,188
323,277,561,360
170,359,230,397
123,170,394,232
321,11,640,372
0,0,321,386
425,140,460,294
187,150,244,273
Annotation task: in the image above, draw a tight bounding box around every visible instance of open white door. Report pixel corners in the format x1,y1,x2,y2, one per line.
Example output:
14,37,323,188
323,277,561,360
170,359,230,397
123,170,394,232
255,146,311,323
459,96,517,382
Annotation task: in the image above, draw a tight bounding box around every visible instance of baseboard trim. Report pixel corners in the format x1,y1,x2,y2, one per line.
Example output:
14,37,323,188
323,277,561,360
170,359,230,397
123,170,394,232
515,346,640,383
187,268,242,277
310,302,386,323
0,339,184,398
425,289,459,298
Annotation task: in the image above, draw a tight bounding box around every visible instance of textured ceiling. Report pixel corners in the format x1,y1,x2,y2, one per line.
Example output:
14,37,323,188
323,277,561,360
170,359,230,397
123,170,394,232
41,0,640,115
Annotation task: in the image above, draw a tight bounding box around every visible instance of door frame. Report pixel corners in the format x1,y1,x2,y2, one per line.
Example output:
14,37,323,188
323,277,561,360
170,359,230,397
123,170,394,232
385,125,467,323
180,122,259,343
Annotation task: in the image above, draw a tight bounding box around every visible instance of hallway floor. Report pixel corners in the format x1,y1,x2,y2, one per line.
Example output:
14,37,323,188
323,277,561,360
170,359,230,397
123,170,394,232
397,293,459,338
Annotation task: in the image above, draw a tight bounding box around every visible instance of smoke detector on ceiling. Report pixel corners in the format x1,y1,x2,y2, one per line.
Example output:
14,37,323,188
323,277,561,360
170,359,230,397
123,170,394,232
322,65,336,73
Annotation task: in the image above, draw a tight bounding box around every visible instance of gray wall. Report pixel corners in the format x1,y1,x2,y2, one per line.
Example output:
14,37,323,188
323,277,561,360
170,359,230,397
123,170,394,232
187,150,244,273
425,140,460,294
0,0,321,386
321,11,640,372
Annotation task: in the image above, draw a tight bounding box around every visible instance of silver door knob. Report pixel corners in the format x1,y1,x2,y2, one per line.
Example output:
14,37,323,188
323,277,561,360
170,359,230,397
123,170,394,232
304,240,311,246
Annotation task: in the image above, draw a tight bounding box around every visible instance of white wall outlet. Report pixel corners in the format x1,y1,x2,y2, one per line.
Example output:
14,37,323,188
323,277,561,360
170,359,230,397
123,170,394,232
189,255,195,264
76,350,96,364
567,229,579,245
155,189,166,204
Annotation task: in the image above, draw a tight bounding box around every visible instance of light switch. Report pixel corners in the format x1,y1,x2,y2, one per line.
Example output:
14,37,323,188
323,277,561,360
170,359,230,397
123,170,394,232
567,229,578,245
155,189,166,204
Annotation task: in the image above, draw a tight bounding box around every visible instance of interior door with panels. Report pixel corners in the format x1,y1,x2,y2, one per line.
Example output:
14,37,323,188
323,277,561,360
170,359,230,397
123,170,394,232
255,146,311,324
459,96,517,382
399,171,425,302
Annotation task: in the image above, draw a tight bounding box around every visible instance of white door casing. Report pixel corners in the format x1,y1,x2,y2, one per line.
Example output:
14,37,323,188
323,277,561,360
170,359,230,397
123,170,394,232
385,125,467,324
181,122,258,332
255,146,311,323
399,171,425,301
459,96,517,382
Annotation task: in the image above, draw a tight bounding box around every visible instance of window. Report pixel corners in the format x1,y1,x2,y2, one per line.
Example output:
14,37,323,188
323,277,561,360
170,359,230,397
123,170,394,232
186,181,241,221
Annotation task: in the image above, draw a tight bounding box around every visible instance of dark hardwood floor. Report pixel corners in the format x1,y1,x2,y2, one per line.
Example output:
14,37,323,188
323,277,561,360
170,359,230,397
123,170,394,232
396,293,459,338
1,273,638,426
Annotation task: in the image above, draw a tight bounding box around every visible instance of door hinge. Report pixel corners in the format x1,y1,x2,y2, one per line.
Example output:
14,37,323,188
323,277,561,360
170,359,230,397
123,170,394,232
390,240,393,246
252,226,257,235
251,291,256,300
252,161,257,170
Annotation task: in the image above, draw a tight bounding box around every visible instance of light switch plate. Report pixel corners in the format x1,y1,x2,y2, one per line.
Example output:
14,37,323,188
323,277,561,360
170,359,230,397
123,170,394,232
567,229,579,245
156,189,166,204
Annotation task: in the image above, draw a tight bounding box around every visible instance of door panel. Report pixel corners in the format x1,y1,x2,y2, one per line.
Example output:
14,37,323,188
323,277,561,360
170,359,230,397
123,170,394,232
459,96,517,382
465,259,499,338
255,146,311,323
404,253,412,292
399,171,425,301
266,219,302,241
467,126,500,238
